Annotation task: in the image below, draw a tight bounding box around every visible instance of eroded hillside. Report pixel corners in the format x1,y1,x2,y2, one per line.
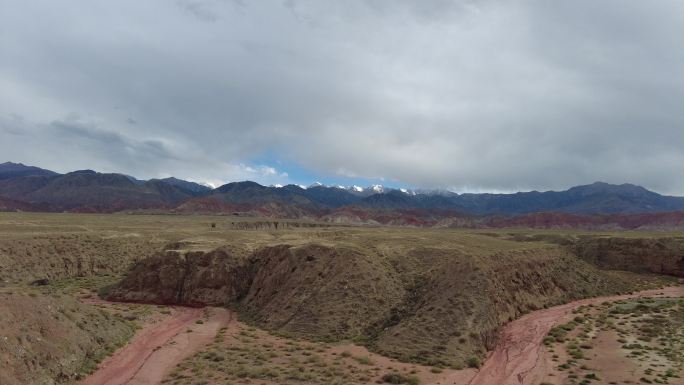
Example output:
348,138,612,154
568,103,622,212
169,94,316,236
0,291,135,385
571,236,684,276
107,231,674,368
1,213,681,381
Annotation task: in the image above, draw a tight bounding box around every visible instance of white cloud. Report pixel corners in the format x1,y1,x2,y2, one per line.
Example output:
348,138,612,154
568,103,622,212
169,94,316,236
1,1,683,193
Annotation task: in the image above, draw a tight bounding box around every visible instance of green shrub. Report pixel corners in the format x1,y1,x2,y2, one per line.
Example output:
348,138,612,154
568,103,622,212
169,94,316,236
466,356,481,368
353,355,374,365
381,373,419,385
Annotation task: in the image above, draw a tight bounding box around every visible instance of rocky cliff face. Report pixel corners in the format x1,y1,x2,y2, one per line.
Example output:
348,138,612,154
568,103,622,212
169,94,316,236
106,246,255,305
108,244,404,337
105,241,659,367
571,237,684,277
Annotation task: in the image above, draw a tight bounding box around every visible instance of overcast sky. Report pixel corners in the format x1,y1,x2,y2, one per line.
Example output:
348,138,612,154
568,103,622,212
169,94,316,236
1,1,683,193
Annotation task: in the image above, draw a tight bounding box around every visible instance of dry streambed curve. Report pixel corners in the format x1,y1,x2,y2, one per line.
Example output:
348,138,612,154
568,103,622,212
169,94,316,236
79,303,231,385
80,286,683,385
431,285,684,385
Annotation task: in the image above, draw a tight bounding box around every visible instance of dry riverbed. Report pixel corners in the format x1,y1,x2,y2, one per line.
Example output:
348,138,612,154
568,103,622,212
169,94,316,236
433,286,684,385
79,286,684,385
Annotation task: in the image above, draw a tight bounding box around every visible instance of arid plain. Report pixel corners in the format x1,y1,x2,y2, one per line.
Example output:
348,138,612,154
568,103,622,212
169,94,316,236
1,212,683,385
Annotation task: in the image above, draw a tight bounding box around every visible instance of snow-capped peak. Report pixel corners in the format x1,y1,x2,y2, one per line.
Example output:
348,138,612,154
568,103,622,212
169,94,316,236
200,181,217,189
309,181,323,188
351,185,364,192
272,184,283,188
370,184,384,193
398,188,417,195
297,184,307,189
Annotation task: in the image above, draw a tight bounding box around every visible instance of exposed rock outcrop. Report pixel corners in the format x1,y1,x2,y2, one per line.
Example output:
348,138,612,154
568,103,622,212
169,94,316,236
106,246,255,306
571,237,684,277
106,241,655,367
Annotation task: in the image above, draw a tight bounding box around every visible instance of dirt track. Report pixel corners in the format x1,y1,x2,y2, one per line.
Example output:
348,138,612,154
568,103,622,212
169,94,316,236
79,306,232,385
433,286,684,385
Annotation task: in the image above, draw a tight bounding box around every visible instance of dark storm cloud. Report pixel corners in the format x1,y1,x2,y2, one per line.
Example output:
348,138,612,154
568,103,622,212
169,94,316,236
0,1,682,192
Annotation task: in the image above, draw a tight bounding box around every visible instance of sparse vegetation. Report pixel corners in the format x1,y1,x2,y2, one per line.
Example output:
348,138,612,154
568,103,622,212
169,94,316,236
0,212,681,385
543,295,684,384
0,290,135,385
381,372,420,385
166,321,403,384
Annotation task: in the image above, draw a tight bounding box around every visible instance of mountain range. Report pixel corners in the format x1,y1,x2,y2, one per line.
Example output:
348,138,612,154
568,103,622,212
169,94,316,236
2,161,684,228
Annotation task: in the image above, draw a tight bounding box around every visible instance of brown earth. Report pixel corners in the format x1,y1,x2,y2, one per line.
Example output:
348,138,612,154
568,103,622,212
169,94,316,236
2,213,683,384
0,196,45,212
535,287,684,385
0,290,135,385
108,240,670,368
79,305,231,385
88,286,682,385
571,236,684,277
166,316,476,385
0,171,196,213
0,233,162,284
482,211,684,230
432,286,684,385
584,330,642,382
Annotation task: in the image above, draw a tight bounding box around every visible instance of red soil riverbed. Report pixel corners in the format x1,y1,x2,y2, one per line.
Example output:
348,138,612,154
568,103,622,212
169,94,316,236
79,305,232,385
80,286,682,385
432,286,684,385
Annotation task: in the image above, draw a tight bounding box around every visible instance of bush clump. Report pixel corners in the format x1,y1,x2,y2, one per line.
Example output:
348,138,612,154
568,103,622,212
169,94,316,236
381,373,419,385
467,356,481,368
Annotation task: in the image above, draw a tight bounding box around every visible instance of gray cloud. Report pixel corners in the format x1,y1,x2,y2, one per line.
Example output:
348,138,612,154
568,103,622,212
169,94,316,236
0,1,683,193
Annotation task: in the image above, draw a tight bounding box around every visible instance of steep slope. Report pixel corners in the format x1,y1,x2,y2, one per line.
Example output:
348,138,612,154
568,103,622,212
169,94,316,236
481,211,684,230
107,238,658,368
0,170,196,212
206,181,316,207
176,182,364,216
0,196,45,212
359,182,684,214
301,185,362,207
368,247,635,366
158,177,211,196
0,175,54,199
2,161,684,216
104,245,254,305
357,190,416,209
570,236,684,277
0,292,134,385
0,161,58,180
240,244,405,340
207,182,360,207
459,182,684,214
